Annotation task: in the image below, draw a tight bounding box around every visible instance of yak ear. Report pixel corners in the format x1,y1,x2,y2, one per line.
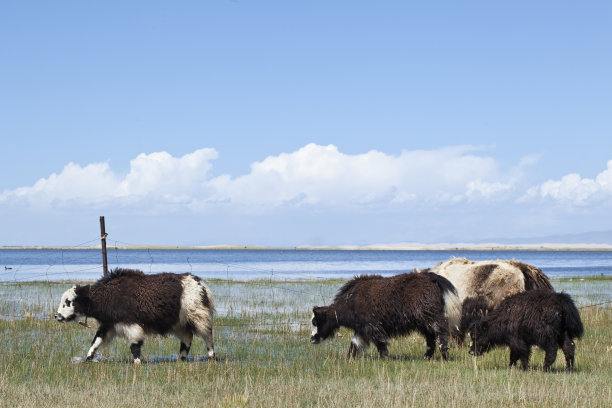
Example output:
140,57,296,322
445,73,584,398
74,284,90,298
312,306,326,320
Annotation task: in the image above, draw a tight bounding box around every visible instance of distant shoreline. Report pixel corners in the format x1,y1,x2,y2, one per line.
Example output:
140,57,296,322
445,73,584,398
2,244,612,251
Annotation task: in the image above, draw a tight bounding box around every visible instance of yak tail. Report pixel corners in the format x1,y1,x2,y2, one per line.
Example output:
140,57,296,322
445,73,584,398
510,260,553,290
430,273,461,331
559,292,584,340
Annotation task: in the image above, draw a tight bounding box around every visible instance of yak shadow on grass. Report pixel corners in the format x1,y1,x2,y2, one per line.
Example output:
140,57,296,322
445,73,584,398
72,355,223,364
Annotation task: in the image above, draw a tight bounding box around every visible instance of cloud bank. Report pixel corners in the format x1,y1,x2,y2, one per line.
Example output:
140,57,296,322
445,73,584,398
1,144,610,214
523,160,612,205
0,144,518,211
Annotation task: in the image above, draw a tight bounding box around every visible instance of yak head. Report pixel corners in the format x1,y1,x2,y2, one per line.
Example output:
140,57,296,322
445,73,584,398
310,306,339,344
459,296,490,344
55,285,89,322
467,320,490,356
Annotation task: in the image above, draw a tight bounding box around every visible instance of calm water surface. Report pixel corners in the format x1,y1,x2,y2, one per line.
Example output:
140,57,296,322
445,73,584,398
1,248,611,282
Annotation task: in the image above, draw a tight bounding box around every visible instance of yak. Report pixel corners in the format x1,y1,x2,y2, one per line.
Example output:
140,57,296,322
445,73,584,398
458,296,492,342
422,258,553,342
55,268,215,363
426,258,553,307
310,271,461,360
468,289,584,372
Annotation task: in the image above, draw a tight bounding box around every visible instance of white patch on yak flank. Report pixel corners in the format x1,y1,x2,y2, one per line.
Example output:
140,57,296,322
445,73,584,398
179,275,215,358
431,258,525,305
351,334,368,350
115,323,145,344
442,287,462,331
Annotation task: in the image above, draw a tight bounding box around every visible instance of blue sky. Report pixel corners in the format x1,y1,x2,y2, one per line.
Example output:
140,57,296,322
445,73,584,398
1,1,611,246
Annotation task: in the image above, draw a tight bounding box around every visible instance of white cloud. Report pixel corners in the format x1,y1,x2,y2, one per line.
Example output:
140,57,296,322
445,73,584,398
1,162,120,206
0,148,218,208
523,160,612,205
1,144,521,212
212,144,512,209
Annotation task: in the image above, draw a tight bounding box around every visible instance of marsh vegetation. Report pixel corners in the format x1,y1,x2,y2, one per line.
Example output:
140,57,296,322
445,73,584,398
0,278,610,407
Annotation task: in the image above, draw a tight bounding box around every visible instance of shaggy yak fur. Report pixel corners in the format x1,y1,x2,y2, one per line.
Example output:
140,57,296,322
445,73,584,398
55,268,215,363
458,296,492,343
310,272,461,360
422,258,553,342
468,289,584,372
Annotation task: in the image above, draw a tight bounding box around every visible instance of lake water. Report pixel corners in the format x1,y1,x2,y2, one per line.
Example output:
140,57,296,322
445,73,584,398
1,248,611,282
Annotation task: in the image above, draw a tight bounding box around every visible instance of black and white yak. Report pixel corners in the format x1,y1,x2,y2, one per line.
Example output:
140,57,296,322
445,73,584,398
422,258,553,341
468,289,584,372
55,268,215,363
310,271,461,360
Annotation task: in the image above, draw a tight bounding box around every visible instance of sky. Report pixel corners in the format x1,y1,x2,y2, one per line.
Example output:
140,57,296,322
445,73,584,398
1,1,611,247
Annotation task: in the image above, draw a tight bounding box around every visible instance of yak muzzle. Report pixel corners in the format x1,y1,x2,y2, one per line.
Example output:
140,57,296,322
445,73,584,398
54,313,75,322
310,335,321,344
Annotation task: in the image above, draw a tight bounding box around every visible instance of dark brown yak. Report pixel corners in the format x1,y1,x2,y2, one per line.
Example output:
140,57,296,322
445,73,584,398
468,289,584,371
310,272,461,360
55,268,215,363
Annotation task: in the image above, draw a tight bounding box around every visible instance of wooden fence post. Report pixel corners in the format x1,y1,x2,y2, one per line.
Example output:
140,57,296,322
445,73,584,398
100,216,109,277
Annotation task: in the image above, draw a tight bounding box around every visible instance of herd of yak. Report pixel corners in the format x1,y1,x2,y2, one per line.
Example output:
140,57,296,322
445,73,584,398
54,258,584,372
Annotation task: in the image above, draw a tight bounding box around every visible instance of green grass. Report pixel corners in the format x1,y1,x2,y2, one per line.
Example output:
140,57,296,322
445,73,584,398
0,280,610,407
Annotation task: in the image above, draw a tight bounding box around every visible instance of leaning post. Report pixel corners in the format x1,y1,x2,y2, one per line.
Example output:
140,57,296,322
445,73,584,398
100,216,109,277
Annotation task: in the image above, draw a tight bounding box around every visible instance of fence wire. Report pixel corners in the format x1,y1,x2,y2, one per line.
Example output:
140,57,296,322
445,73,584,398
1,235,611,330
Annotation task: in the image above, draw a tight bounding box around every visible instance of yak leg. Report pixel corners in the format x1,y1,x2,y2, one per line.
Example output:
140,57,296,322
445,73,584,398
509,337,531,370
436,320,450,360
176,330,193,361
347,334,368,359
562,333,576,372
201,327,215,360
115,323,146,364
423,332,436,360
509,349,520,368
86,324,115,361
542,346,558,372
130,341,144,364
193,321,215,360
347,342,358,359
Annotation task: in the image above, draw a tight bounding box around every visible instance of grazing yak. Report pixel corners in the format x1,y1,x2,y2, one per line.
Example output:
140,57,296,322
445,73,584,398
55,268,215,363
422,258,553,341
310,271,461,360
458,296,491,342
468,289,584,372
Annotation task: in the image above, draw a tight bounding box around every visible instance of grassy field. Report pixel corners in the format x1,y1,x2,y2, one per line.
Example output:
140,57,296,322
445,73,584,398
0,278,610,407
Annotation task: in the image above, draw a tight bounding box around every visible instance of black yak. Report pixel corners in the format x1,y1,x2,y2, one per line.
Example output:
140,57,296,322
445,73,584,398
458,296,491,344
422,258,553,341
310,271,461,360
468,289,584,372
55,268,215,363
